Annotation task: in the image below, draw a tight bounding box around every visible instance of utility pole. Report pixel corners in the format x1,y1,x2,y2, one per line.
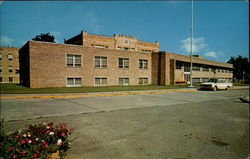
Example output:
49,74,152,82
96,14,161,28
189,0,194,87
243,71,245,84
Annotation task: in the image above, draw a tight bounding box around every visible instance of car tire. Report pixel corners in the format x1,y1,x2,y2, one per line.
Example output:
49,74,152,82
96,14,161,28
225,86,229,90
213,86,217,91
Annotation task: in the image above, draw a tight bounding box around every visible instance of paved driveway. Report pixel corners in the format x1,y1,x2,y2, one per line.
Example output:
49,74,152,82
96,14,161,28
2,89,249,159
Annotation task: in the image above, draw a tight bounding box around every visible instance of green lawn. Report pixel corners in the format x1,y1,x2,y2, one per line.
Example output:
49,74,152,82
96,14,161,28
0,83,197,94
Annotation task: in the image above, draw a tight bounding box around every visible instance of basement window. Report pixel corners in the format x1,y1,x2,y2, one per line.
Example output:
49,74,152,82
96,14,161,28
95,77,107,85
67,77,82,87
139,78,148,85
118,78,129,85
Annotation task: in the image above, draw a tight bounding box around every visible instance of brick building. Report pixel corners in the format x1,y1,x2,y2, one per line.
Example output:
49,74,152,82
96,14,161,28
152,51,233,85
0,46,20,83
19,31,233,88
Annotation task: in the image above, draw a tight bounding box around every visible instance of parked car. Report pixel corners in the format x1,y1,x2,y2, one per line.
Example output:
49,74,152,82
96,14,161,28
200,78,233,91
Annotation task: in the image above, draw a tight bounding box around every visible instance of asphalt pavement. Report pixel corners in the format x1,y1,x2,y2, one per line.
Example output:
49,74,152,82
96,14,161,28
1,89,249,159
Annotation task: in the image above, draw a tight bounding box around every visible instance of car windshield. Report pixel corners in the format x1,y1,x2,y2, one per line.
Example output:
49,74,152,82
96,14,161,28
208,78,218,82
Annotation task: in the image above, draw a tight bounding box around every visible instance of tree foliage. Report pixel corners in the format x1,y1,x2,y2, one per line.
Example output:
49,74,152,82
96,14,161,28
32,33,55,42
227,55,249,80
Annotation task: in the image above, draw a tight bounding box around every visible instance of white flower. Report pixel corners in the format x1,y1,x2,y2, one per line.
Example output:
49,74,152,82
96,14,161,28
36,138,39,141
43,123,46,125
28,133,31,137
49,132,54,135
23,134,27,137
28,140,32,143
46,126,50,129
57,139,62,146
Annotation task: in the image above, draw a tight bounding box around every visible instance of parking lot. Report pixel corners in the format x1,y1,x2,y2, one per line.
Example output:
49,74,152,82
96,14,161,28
1,89,249,159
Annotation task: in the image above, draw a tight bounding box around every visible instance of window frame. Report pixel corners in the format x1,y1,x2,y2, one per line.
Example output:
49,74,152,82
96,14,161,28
118,58,129,69
94,77,108,86
138,59,148,69
66,77,82,87
9,77,13,83
139,77,148,85
94,56,107,68
66,54,82,67
118,77,129,86
8,54,13,60
8,66,13,73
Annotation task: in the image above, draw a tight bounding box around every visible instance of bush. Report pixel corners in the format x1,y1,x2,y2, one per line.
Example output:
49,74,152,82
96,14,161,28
0,120,74,159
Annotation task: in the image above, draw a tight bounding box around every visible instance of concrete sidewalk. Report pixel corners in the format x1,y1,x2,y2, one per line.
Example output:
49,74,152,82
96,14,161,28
0,88,198,99
0,86,248,99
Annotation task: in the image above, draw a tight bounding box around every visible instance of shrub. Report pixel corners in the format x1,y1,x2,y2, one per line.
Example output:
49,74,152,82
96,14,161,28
0,120,74,159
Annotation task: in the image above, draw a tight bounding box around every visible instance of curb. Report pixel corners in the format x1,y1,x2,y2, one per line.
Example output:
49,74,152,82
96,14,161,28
0,88,198,99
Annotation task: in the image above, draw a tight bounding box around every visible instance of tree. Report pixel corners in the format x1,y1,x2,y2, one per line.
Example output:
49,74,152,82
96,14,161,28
227,55,249,82
32,33,55,42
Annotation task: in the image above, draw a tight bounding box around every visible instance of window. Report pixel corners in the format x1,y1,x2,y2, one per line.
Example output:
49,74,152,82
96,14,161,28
184,65,190,72
8,54,13,60
67,78,82,87
0,77,2,83
0,65,2,72
202,66,209,72
202,78,209,82
8,66,13,73
192,65,200,71
9,77,13,83
217,69,221,73
0,54,2,60
192,78,201,83
95,77,107,85
95,56,107,68
211,68,216,73
118,58,129,68
66,54,81,67
139,78,148,85
95,45,108,48
176,61,182,69
118,78,129,85
139,59,148,69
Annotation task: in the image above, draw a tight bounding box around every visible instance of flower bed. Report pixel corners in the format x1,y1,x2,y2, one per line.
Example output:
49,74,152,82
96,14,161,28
0,119,74,158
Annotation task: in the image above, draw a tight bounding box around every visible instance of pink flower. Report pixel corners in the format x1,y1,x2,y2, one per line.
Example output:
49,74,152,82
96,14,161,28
41,140,46,145
21,150,27,155
33,153,39,158
7,147,14,151
59,132,65,137
12,154,17,158
48,122,54,129
20,139,25,144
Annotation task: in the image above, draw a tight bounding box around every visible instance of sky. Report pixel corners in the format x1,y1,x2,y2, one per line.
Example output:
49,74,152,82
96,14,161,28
0,1,248,63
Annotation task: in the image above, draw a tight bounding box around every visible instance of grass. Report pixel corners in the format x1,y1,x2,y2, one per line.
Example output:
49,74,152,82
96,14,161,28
0,83,197,94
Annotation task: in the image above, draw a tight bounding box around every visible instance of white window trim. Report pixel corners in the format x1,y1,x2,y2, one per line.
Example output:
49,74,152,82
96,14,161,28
118,77,130,86
94,76,108,86
118,57,129,69
65,54,83,67
138,59,148,69
66,77,83,87
94,56,107,68
139,77,149,85
8,54,13,60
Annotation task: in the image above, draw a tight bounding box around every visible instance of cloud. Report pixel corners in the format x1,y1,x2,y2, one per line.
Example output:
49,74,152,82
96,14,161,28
51,31,62,43
84,12,100,33
180,37,223,59
204,51,218,58
51,31,61,37
180,37,208,53
0,35,14,46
